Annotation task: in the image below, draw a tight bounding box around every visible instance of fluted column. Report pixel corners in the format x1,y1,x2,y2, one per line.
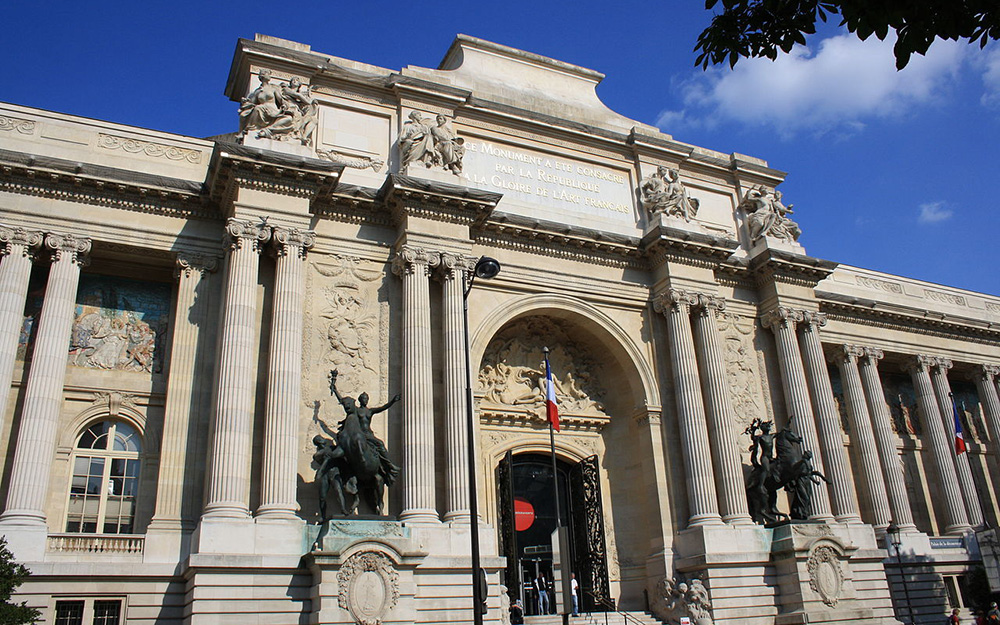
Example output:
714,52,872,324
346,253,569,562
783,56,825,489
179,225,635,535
0,226,43,430
928,359,984,527
258,227,314,519
654,289,722,527
833,345,891,529
440,253,475,523
761,307,833,521
203,219,271,519
393,246,440,524
798,313,861,524
149,254,219,530
690,294,752,525
858,348,916,531
972,365,1000,469
0,233,91,525
906,356,970,534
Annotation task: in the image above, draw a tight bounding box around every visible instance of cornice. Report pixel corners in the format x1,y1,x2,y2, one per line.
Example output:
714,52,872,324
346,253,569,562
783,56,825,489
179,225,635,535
379,173,501,228
0,147,214,220
820,298,1000,345
311,182,390,227
748,247,837,288
206,142,343,209
640,222,740,270
477,211,644,270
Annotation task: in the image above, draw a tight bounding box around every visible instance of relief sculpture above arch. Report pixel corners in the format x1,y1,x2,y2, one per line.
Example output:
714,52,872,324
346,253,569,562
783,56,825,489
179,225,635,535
477,316,609,428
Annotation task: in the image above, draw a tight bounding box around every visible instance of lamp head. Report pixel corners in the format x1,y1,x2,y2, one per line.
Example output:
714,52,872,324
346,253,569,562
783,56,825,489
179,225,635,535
474,257,501,280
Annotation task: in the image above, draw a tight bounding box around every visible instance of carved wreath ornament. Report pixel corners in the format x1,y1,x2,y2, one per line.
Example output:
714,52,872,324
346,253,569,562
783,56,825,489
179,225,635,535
338,550,399,625
807,545,844,607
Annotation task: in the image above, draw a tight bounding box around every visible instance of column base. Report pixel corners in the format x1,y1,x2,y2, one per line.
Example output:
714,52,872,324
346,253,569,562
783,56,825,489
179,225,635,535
0,522,48,562
443,510,472,524
144,524,194,563
193,515,308,556
399,509,441,526
686,513,725,527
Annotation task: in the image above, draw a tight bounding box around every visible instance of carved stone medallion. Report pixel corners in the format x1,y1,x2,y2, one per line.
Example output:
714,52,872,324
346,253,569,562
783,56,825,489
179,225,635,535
807,545,843,607
338,551,399,625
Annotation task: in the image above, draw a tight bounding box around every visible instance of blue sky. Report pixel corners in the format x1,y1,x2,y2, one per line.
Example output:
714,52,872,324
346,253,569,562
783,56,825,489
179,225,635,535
3,2,998,294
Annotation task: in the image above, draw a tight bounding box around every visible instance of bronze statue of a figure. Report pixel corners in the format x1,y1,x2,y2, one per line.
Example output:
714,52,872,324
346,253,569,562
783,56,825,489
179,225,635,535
745,416,826,523
313,370,401,523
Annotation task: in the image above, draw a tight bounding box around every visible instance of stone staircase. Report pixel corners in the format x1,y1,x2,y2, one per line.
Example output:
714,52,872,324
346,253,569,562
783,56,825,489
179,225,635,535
524,612,663,625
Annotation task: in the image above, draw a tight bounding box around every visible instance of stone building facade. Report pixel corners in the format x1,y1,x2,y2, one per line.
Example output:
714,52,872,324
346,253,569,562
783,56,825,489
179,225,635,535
0,34,997,624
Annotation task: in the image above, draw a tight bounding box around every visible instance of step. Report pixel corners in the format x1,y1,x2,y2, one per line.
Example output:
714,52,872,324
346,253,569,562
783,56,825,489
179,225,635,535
523,611,663,625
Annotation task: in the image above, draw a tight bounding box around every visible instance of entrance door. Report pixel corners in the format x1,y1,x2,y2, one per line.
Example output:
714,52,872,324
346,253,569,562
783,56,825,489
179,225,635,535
497,452,609,615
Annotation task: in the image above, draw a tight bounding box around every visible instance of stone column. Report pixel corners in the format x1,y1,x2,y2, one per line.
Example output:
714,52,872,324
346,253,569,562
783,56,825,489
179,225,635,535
654,289,722,527
929,359,984,527
833,345,891,529
0,233,91,525
690,294,753,525
149,254,219,530
0,226,43,430
761,307,833,521
798,313,861,523
258,227,314,519
393,246,440,524
440,253,475,523
203,219,271,519
858,348,916,531
972,365,1000,470
906,356,970,534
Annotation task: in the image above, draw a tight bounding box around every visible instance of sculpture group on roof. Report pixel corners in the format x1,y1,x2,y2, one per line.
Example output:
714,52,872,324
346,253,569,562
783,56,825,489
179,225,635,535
399,111,466,174
639,165,700,221
740,185,802,243
238,69,317,146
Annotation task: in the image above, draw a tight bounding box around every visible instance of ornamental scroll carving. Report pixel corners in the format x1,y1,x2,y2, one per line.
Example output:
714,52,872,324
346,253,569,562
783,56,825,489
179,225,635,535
807,544,844,607
97,134,203,163
0,115,35,134
337,550,399,625
478,317,608,420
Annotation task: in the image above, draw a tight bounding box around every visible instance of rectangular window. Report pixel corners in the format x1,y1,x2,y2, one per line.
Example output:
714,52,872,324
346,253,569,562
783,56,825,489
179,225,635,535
54,600,85,625
53,598,123,625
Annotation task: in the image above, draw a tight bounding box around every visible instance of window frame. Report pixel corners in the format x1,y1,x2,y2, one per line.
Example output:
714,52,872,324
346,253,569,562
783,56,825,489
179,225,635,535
64,419,142,535
52,597,126,625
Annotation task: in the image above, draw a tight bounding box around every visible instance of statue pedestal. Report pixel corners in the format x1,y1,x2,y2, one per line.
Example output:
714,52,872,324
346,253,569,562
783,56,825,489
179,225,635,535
306,519,426,625
770,521,899,625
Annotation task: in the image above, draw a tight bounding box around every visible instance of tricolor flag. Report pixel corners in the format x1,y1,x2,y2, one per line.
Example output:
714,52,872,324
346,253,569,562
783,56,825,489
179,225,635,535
544,355,560,432
952,398,967,455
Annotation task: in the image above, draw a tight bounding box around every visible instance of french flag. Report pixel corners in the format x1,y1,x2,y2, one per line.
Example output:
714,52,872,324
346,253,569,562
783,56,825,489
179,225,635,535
545,355,560,432
952,398,967,455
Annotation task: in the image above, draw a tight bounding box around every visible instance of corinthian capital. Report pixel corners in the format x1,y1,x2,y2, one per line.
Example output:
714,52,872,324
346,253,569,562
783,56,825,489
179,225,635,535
224,218,271,252
760,306,803,331
652,288,698,315
833,344,866,365
861,346,884,363
391,245,440,277
271,226,316,259
45,233,92,266
906,354,940,374
0,226,44,259
693,293,726,317
175,252,220,279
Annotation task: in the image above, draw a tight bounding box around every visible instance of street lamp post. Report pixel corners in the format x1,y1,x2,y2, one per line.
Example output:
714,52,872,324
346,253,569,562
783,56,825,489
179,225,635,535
464,256,501,625
886,522,914,625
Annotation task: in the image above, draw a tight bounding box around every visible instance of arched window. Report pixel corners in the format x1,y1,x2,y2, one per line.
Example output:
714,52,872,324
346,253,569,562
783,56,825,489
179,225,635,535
65,420,141,534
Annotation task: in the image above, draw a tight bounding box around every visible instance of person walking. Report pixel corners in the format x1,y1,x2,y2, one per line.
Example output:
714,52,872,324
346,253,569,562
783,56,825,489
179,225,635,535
570,572,579,616
535,574,550,615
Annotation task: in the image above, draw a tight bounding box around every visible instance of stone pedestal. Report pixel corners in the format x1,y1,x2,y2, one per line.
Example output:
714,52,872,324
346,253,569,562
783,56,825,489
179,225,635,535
770,522,898,625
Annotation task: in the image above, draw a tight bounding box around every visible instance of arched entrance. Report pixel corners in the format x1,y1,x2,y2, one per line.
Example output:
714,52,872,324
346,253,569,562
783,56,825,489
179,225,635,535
496,451,609,615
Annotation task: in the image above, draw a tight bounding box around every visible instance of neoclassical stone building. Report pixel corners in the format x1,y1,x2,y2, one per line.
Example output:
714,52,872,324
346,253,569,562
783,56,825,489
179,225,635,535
0,34,998,625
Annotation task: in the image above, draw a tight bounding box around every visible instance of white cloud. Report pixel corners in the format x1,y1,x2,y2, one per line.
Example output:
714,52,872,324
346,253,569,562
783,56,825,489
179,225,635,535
918,201,954,224
658,33,967,137
979,45,1000,107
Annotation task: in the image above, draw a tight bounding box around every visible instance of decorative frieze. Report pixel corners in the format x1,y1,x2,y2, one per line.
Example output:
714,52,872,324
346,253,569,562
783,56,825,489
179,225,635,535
925,289,966,307
854,275,902,294
97,134,203,163
0,115,35,134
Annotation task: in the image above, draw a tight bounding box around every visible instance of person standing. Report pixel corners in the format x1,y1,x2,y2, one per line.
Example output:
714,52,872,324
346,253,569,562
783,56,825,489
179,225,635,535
535,574,549,615
949,608,961,624
988,602,1000,623
570,572,579,616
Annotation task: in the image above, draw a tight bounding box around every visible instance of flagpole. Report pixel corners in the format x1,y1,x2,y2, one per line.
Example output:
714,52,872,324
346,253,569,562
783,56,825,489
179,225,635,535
543,347,563,530
951,392,986,527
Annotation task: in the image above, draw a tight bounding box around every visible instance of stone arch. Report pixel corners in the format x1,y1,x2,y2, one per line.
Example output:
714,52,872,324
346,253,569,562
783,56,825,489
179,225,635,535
471,292,656,412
